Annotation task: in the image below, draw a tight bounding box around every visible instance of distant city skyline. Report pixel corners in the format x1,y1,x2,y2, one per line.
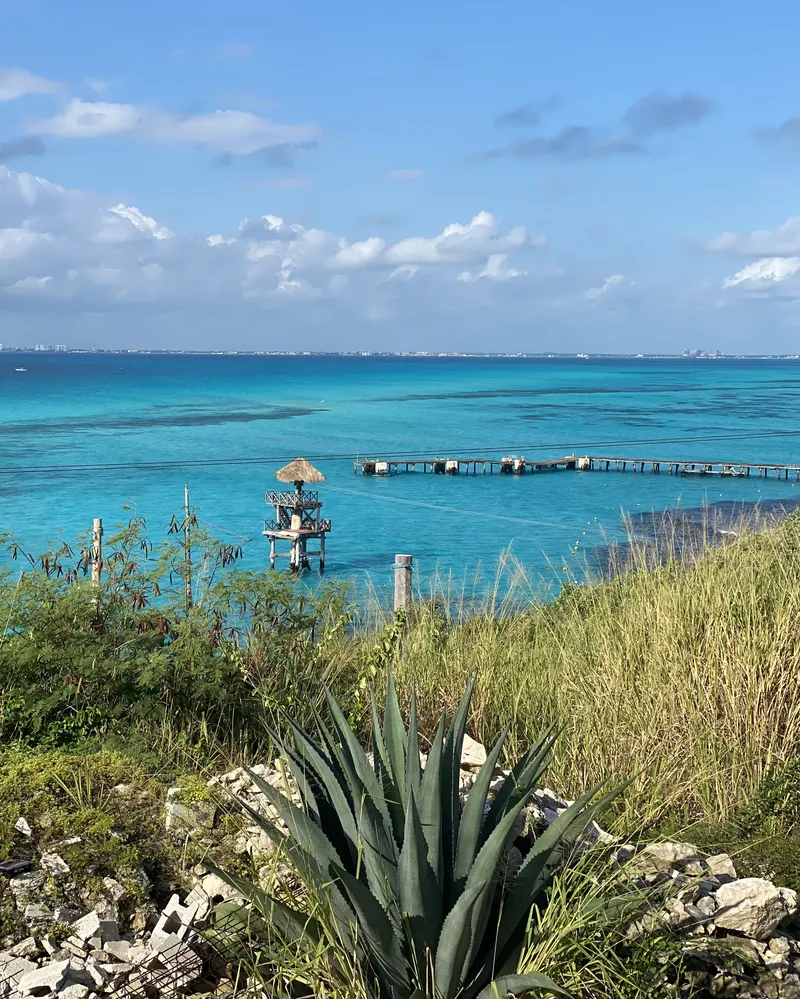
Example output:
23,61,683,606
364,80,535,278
1,0,798,352
3,345,799,360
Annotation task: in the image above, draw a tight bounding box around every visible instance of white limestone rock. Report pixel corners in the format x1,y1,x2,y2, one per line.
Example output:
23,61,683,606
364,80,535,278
0,955,37,985
67,911,102,948
40,852,70,877
17,958,70,995
460,734,487,772
714,878,798,940
8,938,41,959
103,939,131,964
706,853,738,881
9,871,45,899
627,842,703,876
59,986,90,999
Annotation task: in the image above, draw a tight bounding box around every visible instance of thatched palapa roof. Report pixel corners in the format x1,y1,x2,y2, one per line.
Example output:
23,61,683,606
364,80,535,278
275,457,325,484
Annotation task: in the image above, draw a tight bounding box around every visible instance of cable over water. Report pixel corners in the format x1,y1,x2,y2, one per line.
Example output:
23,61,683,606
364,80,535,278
0,430,797,475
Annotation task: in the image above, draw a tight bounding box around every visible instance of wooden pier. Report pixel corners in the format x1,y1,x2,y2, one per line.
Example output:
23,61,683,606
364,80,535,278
354,454,800,480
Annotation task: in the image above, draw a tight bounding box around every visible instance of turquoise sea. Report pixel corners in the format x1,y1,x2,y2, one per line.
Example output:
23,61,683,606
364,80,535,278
1,353,798,598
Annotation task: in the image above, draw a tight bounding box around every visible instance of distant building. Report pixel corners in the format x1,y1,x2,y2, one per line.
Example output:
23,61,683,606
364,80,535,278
55,344,68,352
34,344,55,352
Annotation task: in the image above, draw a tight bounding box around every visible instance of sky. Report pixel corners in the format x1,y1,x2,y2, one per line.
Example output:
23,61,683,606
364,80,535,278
0,0,798,353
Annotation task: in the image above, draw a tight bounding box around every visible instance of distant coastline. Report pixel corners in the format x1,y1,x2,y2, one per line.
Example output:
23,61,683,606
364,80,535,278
2,348,799,360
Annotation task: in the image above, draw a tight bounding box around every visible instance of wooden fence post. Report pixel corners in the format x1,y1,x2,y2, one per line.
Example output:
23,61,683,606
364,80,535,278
184,484,193,612
91,518,103,587
393,554,413,612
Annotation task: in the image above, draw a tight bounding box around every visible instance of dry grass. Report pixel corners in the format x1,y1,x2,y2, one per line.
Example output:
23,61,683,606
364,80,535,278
348,513,800,829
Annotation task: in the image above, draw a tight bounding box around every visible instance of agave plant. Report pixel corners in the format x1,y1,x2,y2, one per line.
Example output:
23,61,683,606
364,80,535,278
213,675,617,999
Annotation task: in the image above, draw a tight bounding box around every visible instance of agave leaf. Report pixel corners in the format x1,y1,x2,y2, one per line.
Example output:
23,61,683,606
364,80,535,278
454,729,508,891
206,826,357,955
214,785,363,956
457,788,539,989
203,901,271,964
208,878,324,950
444,678,475,768
473,972,568,999
323,691,401,918
284,717,361,868
372,687,405,846
264,723,353,867
313,708,359,791
492,783,618,966
434,792,534,999
480,726,558,847
431,882,485,999
243,768,348,877
405,690,421,801
419,713,445,878
333,864,412,999
325,689,398,844
441,679,475,893
398,781,442,984
384,664,408,804
208,899,264,935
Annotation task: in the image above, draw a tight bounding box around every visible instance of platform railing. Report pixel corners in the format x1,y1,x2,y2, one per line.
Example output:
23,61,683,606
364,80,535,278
265,490,321,506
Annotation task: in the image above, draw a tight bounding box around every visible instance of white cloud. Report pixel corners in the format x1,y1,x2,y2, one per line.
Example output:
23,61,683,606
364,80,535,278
706,217,800,256
388,169,424,181
0,228,50,260
384,211,532,266
382,265,419,282
723,256,800,288
0,167,545,318
584,274,626,299
7,275,52,292
0,67,60,101
330,236,386,269
94,204,173,243
34,98,320,156
457,253,523,282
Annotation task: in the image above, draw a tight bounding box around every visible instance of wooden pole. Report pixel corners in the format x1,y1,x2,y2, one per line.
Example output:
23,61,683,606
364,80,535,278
393,554,413,612
91,518,103,587
184,484,193,612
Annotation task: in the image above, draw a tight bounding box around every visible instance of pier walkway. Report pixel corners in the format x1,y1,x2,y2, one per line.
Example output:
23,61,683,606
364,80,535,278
354,455,800,480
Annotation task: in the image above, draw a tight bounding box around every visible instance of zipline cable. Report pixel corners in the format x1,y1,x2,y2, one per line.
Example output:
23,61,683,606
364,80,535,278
325,484,608,532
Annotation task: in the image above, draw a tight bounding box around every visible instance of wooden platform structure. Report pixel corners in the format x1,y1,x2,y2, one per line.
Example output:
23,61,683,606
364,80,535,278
263,458,331,572
354,454,800,480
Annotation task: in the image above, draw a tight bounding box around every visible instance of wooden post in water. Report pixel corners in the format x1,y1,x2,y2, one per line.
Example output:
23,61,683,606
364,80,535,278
394,554,413,612
184,484,193,612
91,518,103,587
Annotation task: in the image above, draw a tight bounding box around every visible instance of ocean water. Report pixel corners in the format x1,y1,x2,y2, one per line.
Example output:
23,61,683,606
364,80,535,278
0,353,798,600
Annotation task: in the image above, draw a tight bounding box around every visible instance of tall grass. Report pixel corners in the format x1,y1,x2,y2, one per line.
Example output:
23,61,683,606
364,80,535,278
348,512,800,829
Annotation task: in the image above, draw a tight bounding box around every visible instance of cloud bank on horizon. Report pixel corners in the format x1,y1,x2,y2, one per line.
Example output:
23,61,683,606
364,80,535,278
0,0,797,351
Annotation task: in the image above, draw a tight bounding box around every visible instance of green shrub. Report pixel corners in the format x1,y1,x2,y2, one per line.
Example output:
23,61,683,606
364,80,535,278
0,518,356,757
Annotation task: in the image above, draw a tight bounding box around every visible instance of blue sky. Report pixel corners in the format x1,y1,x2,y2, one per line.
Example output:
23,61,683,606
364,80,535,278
1,0,798,352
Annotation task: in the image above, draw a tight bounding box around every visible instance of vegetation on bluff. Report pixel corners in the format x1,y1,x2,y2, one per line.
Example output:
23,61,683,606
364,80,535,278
2,512,800,995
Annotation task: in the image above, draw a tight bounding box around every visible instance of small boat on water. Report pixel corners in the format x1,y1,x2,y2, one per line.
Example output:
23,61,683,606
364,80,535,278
14,367,26,372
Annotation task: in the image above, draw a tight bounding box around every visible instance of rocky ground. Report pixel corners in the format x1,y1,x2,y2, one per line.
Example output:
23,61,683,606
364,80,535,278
2,737,800,998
